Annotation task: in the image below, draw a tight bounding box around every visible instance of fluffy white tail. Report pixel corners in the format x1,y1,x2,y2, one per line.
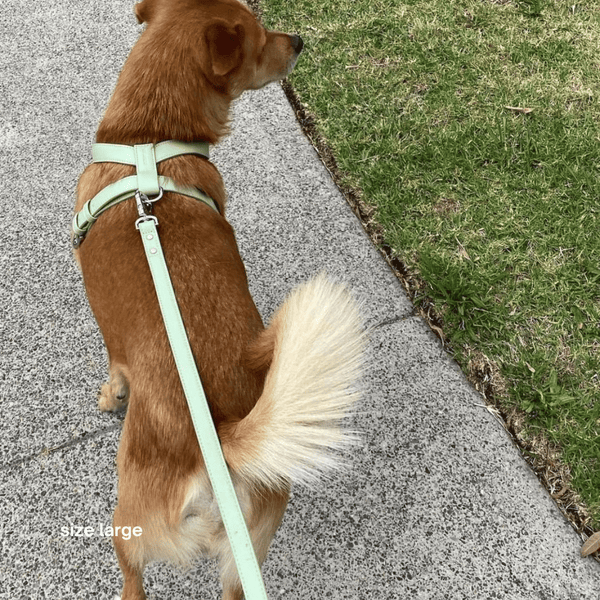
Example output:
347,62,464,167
221,273,367,489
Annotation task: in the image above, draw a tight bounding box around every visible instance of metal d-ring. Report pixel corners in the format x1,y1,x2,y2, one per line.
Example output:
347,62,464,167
146,187,163,204
135,187,163,217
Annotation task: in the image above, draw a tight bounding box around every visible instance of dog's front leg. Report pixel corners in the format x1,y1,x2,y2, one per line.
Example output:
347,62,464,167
98,360,130,412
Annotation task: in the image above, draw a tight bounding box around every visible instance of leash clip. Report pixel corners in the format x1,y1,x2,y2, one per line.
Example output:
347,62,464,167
135,189,162,229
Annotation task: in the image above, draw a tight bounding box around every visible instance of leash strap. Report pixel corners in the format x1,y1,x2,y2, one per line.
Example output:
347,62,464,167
137,214,268,600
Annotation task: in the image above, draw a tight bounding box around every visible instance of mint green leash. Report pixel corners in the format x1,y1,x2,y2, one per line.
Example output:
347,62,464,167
74,142,268,600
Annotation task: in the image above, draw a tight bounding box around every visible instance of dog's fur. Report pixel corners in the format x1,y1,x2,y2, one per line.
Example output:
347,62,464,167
74,1,365,598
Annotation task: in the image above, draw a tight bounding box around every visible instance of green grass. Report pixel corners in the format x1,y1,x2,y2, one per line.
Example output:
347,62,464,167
257,0,600,526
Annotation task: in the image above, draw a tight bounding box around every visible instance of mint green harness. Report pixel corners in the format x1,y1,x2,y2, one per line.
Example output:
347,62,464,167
72,141,218,246
73,141,268,600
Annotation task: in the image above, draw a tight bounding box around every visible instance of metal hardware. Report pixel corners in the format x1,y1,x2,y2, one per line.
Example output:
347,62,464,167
72,233,85,249
135,214,159,230
135,189,162,230
135,188,163,216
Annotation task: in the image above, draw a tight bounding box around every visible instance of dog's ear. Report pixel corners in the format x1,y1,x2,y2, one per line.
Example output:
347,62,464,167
204,21,245,80
134,0,156,24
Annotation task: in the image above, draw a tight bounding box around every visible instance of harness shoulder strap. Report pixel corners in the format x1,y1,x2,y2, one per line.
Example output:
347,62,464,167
92,140,210,164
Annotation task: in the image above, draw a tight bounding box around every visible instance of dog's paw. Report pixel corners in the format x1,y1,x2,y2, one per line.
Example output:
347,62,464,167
98,380,129,412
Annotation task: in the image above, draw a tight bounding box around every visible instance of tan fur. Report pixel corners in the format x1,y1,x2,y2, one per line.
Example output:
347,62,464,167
74,1,365,598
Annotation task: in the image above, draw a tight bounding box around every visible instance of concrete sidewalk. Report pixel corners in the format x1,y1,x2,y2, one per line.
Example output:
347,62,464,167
1,0,599,598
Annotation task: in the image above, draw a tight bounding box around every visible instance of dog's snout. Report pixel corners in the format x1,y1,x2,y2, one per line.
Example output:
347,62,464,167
291,34,304,54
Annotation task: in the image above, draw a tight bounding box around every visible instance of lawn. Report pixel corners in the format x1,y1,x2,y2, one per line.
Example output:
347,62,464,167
253,0,600,532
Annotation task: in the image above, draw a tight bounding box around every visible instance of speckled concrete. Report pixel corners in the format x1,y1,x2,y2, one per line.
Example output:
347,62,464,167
1,0,599,598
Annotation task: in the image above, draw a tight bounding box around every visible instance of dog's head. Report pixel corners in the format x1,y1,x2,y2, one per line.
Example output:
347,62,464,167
134,0,303,98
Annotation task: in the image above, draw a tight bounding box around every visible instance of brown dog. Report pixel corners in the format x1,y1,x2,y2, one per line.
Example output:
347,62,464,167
74,1,365,598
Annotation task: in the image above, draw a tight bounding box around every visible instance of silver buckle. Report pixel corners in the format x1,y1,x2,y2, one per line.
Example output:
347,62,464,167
135,214,159,230
72,233,85,248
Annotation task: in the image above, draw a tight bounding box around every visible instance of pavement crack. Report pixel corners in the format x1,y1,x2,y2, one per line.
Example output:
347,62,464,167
0,422,122,472
372,315,410,329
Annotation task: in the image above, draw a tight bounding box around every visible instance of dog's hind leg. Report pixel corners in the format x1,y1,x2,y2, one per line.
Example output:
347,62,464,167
218,487,289,600
112,504,147,600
